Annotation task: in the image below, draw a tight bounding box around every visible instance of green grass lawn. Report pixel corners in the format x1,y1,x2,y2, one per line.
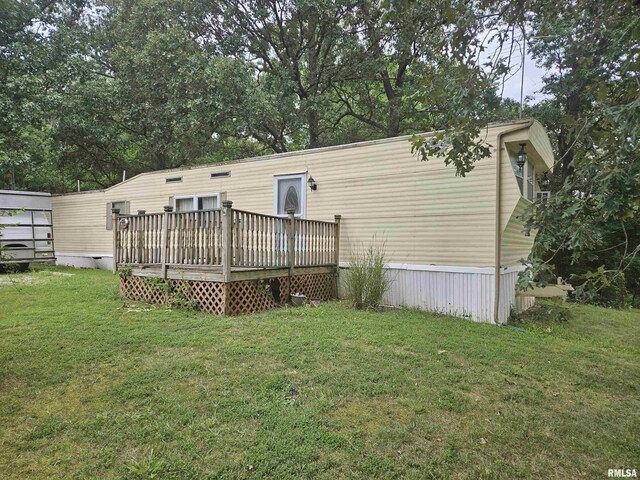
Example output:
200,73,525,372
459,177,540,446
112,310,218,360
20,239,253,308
0,267,638,479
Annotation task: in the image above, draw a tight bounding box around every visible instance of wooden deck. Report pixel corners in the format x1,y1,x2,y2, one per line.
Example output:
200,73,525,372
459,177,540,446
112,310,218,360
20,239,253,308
112,201,341,315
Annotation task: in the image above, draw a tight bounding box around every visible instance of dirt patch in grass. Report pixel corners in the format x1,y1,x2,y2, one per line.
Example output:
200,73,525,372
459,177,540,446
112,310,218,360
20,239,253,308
328,395,414,434
0,270,74,287
512,300,573,324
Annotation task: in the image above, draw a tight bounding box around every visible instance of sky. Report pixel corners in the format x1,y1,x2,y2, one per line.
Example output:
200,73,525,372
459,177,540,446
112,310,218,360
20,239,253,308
501,54,550,104
479,33,551,105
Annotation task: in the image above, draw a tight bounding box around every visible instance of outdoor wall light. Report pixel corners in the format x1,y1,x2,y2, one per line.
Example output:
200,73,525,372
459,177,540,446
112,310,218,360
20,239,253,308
307,176,318,191
517,143,527,170
541,173,550,190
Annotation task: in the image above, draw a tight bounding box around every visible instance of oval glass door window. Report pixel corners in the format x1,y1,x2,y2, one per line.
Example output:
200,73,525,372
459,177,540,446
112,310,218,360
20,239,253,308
275,175,305,216
284,185,299,213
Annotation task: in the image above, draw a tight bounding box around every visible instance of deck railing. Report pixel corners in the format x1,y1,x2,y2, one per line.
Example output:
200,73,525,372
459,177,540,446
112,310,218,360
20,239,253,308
113,201,340,278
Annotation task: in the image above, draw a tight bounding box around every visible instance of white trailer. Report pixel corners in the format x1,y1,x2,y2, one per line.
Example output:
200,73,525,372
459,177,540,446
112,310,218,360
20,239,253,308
0,190,56,272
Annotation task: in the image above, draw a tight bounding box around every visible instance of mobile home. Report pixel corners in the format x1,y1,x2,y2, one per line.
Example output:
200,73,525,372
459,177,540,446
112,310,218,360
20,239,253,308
52,119,553,323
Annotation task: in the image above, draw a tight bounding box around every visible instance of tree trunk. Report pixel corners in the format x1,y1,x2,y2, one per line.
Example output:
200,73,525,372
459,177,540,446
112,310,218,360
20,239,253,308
308,109,320,148
306,18,321,148
386,94,401,138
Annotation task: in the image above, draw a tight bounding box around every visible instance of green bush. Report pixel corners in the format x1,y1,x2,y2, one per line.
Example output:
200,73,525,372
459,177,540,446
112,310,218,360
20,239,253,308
345,239,391,310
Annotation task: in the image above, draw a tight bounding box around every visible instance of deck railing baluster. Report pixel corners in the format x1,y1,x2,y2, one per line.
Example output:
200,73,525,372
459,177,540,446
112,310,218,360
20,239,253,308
113,206,341,274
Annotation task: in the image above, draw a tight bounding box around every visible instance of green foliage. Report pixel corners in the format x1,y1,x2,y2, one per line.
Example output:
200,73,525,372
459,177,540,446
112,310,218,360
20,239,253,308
574,270,629,309
0,0,518,191
141,276,171,294
117,264,132,278
412,125,492,177
518,0,640,307
168,282,197,311
345,239,391,310
516,256,557,292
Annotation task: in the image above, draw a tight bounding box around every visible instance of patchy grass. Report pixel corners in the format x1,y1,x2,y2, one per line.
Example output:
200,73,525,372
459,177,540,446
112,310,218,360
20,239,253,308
0,266,638,479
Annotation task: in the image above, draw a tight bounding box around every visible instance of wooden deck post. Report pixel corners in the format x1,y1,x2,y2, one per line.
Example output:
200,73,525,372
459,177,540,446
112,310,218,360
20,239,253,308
111,208,120,273
287,208,296,276
334,214,341,266
221,200,233,283
221,200,234,316
160,205,172,279
136,210,145,264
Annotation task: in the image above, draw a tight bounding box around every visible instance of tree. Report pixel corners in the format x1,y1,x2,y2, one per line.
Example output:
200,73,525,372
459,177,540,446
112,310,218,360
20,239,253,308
200,0,356,149
517,0,640,305
400,0,526,176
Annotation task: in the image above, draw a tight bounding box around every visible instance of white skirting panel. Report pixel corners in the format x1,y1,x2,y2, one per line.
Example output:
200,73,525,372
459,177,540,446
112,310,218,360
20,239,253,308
498,267,535,321
515,295,536,313
56,254,113,270
384,268,496,323
339,264,532,324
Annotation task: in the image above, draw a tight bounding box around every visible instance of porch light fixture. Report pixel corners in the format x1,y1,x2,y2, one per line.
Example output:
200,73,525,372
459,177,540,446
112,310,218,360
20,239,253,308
307,176,317,191
517,143,527,170
541,173,550,190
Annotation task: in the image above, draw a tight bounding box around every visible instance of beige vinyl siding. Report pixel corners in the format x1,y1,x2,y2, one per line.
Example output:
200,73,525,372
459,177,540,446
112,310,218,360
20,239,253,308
499,144,523,255
52,120,551,268
501,122,554,173
52,190,110,254
501,197,535,265
528,121,554,170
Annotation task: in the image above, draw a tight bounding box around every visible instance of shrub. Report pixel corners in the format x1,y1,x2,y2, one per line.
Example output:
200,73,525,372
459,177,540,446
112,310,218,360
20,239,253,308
345,239,391,309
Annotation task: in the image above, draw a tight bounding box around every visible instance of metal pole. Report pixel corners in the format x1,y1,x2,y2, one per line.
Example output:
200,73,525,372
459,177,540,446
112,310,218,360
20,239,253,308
520,25,526,119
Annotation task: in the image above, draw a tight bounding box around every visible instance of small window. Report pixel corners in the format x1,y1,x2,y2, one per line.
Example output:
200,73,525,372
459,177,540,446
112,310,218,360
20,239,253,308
198,196,218,210
166,176,183,183
173,194,220,212
211,171,230,179
175,197,195,212
526,163,535,201
510,155,536,200
106,200,129,229
512,157,524,194
274,174,305,217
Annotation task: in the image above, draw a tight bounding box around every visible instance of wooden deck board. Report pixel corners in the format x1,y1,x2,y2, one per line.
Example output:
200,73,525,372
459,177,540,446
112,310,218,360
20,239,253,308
128,263,337,282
